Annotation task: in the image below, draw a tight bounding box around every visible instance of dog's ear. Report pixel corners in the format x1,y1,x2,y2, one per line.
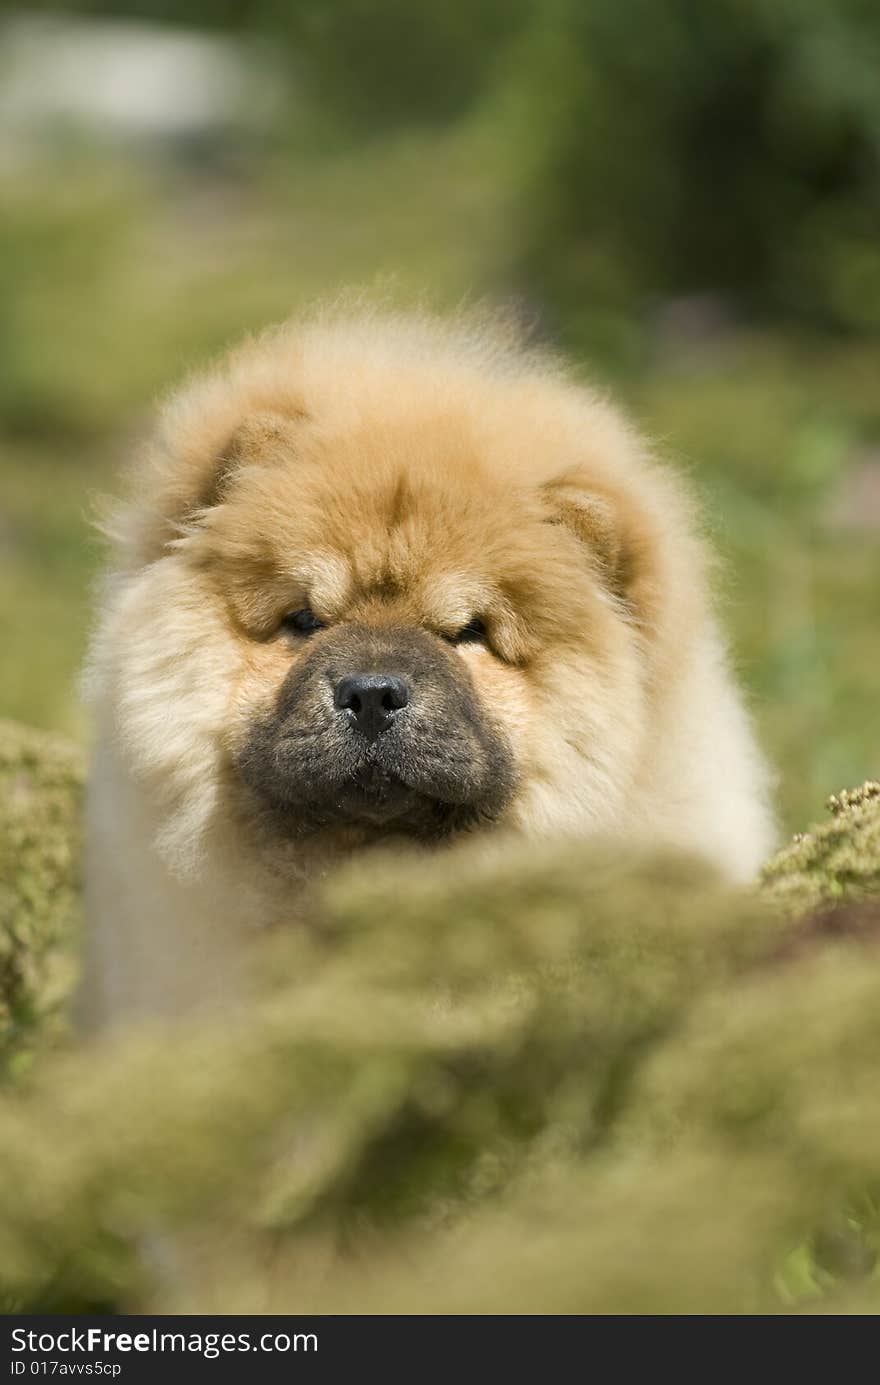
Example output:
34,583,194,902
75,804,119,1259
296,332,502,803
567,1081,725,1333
546,483,621,573
198,411,302,511
542,479,632,598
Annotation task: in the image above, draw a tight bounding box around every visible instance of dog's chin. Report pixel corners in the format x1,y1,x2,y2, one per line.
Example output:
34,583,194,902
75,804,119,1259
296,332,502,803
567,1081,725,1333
332,770,425,826
244,765,487,844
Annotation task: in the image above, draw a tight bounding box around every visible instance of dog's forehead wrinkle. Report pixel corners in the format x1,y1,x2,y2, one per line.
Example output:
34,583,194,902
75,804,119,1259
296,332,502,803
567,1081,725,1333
385,470,414,529
223,452,535,624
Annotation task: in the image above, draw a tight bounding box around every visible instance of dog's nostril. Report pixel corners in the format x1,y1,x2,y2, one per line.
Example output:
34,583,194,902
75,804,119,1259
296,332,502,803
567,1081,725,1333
334,673,409,739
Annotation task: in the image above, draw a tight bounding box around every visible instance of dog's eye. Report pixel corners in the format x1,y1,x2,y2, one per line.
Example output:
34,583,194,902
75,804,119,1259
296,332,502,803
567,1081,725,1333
282,607,325,636
447,617,487,645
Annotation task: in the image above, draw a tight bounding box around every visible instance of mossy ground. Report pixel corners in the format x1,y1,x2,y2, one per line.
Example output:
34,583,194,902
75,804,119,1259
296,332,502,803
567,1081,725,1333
1,721,879,1314
0,721,82,1082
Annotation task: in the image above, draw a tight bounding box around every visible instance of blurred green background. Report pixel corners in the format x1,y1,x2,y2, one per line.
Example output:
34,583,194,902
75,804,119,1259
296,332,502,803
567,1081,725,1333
1,0,878,834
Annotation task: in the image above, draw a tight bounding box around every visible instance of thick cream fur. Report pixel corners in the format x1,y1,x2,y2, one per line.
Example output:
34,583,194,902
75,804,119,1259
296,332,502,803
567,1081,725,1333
84,306,776,1029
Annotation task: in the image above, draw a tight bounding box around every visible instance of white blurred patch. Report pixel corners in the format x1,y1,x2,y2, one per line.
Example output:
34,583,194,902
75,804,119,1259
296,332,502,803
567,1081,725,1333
0,12,284,154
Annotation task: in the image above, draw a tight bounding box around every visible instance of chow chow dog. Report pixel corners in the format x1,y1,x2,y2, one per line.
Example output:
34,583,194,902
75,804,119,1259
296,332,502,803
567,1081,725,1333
83,306,775,1029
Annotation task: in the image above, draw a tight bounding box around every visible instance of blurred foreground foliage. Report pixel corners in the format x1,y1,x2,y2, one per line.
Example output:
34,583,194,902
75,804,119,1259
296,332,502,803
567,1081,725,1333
1,722,879,1314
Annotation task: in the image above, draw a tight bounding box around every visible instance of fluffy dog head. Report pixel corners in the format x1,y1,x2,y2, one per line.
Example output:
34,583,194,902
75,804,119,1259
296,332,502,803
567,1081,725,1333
91,308,708,875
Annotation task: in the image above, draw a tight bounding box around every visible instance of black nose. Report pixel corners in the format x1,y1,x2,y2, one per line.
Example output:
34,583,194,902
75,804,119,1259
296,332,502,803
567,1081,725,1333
334,673,409,740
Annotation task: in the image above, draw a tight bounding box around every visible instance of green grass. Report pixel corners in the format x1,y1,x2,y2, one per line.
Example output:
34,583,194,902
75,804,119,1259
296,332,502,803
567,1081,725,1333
1,134,877,830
